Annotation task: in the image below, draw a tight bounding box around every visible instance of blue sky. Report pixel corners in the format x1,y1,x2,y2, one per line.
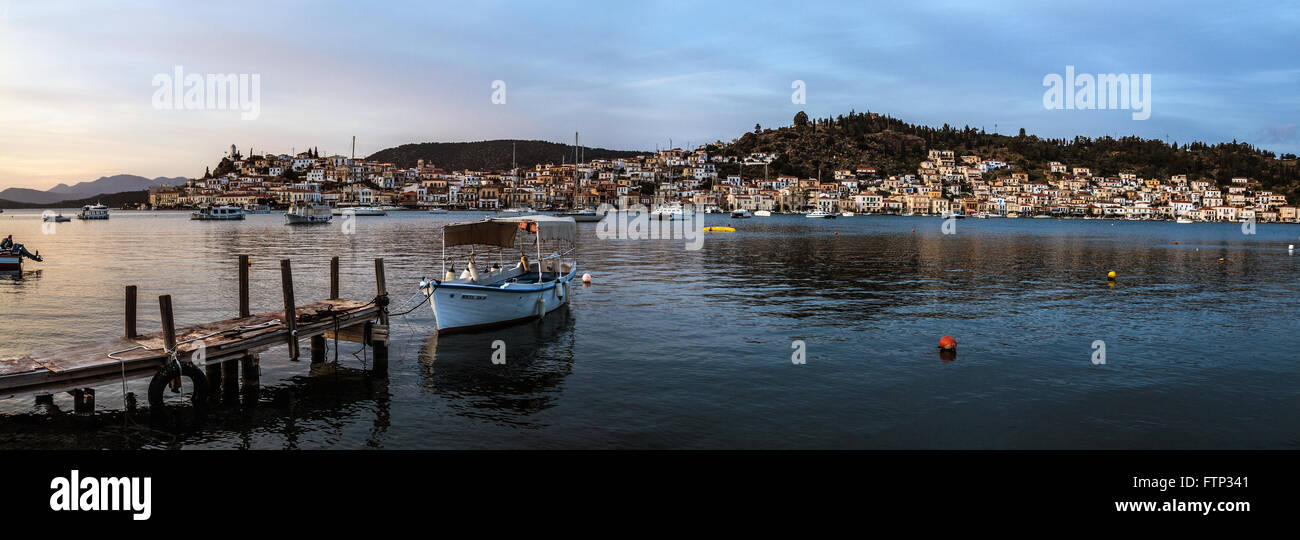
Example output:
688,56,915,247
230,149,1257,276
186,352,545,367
1,0,1296,189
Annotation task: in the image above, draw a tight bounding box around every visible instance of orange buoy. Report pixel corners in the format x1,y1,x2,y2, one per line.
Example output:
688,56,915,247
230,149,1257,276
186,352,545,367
938,335,957,350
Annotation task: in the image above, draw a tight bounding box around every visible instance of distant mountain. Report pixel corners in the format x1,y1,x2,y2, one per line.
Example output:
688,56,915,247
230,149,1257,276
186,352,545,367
366,139,646,171
0,190,150,209
0,175,184,204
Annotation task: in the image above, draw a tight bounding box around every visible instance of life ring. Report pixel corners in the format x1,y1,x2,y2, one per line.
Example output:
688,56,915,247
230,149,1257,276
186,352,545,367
148,361,209,412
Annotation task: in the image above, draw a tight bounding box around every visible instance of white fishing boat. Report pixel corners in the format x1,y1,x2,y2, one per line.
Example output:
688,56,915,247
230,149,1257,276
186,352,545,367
1176,216,1194,224
245,204,271,214
840,211,855,217
1005,212,1020,218
650,201,686,220
190,205,245,220
284,201,332,224
975,212,989,219
805,209,836,219
428,207,449,214
753,210,772,217
418,215,578,333
333,206,386,216
730,208,753,219
77,204,109,220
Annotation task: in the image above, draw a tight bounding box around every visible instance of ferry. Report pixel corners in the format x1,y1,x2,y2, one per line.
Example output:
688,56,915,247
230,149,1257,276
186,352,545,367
191,205,246,220
0,236,42,271
418,215,578,333
284,201,332,224
77,204,110,220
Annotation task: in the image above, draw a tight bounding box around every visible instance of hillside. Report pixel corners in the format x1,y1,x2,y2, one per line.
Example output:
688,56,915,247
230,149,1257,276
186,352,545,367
366,139,645,170
713,111,1300,198
0,190,149,209
0,175,184,204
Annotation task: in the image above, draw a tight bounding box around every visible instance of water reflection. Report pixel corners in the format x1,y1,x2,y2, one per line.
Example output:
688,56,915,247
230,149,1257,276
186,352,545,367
417,308,575,426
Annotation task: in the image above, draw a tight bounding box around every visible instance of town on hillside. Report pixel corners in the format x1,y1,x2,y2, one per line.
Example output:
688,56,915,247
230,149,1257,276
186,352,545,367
147,144,1297,222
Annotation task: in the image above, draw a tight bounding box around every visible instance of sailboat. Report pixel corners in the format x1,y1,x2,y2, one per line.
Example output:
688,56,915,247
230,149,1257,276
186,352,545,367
556,132,604,222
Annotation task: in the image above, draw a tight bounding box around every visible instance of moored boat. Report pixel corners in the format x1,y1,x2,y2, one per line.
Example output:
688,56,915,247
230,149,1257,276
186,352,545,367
806,209,836,219
730,209,752,219
77,204,109,220
753,210,772,217
0,236,42,271
419,215,578,333
333,206,386,216
1176,216,1194,224
650,201,686,220
284,201,332,224
191,205,246,220
556,208,603,222
840,211,855,217
43,212,71,222
244,204,271,214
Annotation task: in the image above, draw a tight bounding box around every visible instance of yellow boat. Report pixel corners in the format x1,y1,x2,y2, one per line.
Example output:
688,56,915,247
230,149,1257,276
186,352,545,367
704,226,735,232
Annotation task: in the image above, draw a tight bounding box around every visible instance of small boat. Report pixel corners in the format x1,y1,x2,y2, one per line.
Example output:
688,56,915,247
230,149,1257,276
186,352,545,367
77,204,109,220
284,201,332,224
1176,216,1193,224
975,212,989,219
840,211,855,217
333,206,386,216
753,210,772,217
1005,212,1020,218
730,209,752,219
499,207,531,214
428,208,449,214
191,205,246,220
704,226,735,233
0,236,41,271
245,204,271,214
1032,214,1052,219
805,209,836,219
556,208,603,222
651,201,686,220
419,215,578,333
43,212,71,223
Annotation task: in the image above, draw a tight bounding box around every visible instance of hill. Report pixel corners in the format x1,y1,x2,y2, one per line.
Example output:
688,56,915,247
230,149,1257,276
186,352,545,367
0,175,184,204
0,190,150,209
712,111,1300,198
366,139,646,170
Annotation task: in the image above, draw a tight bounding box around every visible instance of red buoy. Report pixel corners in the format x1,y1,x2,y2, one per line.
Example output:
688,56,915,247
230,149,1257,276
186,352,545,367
939,335,957,350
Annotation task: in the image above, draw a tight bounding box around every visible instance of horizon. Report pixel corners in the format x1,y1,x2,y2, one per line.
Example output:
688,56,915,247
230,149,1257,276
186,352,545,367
2,0,1297,191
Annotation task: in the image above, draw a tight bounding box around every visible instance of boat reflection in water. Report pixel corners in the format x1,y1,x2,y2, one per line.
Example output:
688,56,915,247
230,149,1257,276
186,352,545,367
417,306,575,424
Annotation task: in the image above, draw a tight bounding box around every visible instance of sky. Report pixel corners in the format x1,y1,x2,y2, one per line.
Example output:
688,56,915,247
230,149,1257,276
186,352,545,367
0,0,1296,190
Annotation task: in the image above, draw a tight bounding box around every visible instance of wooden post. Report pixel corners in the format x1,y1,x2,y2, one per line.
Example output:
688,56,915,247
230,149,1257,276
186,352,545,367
372,258,389,372
160,294,177,353
125,285,137,339
330,256,340,300
280,259,299,360
159,294,181,390
238,254,250,318
311,335,327,364
205,363,222,395
222,358,239,400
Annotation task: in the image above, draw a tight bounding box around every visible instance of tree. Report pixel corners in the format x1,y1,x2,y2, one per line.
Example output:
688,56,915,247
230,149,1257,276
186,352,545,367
794,111,809,127
1018,128,1027,137
754,124,762,134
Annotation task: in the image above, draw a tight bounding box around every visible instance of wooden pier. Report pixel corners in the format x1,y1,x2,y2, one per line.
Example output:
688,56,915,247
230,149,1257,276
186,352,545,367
0,256,391,413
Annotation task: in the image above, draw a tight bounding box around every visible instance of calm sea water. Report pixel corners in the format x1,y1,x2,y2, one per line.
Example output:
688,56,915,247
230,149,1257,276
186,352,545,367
1,208,1298,449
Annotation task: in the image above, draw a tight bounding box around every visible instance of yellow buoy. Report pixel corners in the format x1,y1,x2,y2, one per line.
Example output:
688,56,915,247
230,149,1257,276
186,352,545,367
1107,271,1116,279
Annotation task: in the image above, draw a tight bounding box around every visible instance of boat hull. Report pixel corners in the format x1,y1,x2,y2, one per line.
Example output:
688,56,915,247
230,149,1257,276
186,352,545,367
427,268,576,333
0,255,20,272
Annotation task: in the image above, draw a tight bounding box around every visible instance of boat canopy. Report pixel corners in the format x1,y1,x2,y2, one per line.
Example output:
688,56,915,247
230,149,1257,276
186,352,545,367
443,215,576,248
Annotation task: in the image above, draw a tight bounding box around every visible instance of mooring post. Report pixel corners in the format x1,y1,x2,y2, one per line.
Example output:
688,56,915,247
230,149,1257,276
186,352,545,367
239,254,251,318
310,336,327,364
205,362,222,396
372,258,389,372
280,259,299,360
222,357,240,400
125,285,138,339
159,294,182,391
240,353,260,406
330,256,340,300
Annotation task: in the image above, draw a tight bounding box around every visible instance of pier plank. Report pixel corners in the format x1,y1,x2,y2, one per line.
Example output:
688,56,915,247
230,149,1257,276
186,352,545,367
0,299,380,394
